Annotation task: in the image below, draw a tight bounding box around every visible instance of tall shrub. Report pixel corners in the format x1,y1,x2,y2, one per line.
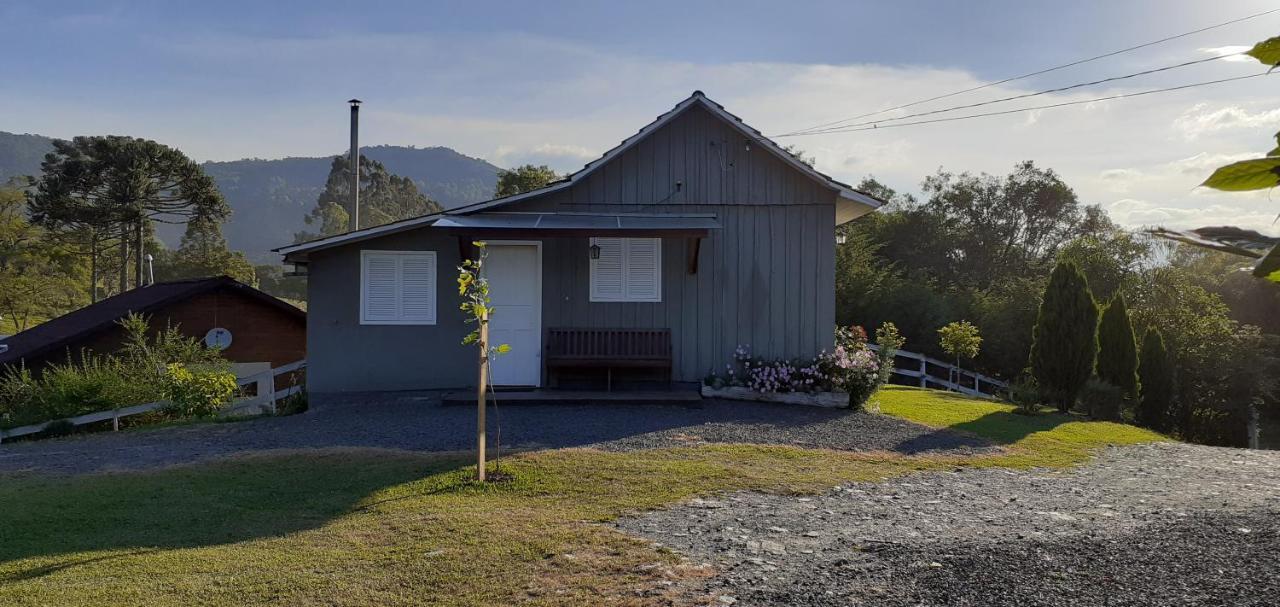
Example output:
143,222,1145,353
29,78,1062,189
1096,294,1139,400
1029,261,1098,412
1136,329,1175,432
873,322,905,386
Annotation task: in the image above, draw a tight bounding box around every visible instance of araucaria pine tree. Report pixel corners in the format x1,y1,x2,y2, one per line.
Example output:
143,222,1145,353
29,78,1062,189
1029,261,1099,412
1136,329,1175,432
1095,294,1139,400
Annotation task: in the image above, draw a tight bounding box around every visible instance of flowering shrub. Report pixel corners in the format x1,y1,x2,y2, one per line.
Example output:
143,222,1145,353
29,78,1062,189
826,326,882,409
707,325,885,409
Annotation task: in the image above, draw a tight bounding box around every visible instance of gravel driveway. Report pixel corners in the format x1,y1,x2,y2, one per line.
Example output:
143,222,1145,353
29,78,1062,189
0,391,990,476
619,442,1280,606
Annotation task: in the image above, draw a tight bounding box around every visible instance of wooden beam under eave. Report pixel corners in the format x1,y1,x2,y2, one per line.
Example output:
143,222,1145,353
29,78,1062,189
687,237,702,274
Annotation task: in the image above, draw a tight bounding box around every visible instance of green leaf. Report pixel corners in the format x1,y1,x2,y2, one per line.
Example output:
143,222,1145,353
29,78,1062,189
1246,36,1280,68
1254,244,1280,282
1201,157,1280,191
1270,131,1280,157
494,343,512,355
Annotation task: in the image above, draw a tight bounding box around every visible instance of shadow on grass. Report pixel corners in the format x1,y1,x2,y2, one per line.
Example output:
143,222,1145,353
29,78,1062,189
892,407,1075,452
950,411,1073,445
0,449,471,578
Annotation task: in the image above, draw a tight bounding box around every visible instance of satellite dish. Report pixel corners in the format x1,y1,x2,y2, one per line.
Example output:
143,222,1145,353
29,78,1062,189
204,327,233,350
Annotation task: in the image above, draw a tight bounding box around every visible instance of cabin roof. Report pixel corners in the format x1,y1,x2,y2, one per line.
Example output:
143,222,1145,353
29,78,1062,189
276,91,884,261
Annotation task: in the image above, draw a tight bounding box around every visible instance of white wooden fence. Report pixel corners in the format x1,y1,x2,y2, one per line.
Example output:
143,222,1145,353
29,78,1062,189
0,359,305,444
869,345,1007,399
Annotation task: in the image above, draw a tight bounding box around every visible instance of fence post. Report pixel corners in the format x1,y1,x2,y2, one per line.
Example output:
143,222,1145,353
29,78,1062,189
266,372,277,414
113,409,120,432
919,358,927,387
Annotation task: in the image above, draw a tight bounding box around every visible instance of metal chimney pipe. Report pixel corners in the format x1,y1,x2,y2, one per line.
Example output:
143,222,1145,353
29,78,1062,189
349,99,362,231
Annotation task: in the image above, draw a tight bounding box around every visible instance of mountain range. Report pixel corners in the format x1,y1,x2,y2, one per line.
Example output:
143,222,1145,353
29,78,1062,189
0,132,501,262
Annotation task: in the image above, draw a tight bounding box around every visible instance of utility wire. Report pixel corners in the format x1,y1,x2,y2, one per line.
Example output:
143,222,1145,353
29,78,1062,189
779,7,1280,137
790,53,1242,136
778,72,1272,136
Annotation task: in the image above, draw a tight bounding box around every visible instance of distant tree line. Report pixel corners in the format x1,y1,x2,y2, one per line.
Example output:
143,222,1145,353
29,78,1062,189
839,161,1277,447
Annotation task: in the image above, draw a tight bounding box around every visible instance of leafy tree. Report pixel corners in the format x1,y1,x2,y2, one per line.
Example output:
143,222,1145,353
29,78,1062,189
919,161,1111,289
873,322,905,386
153,217,255,284
1095,294,1139,400
1128,264,1273,445
938,320,981,390
298,155,441,239
255,264,307,303
28,136,227,292
494,164,559,197
1136,329,1175,432
0,182,85,333
971,276,1042,379
1029,261,1098,412
1057,231,1151,302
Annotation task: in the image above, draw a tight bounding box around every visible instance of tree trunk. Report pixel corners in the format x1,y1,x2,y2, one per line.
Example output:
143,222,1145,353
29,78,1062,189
476,310,489,482
135,218,145,288
118,224,130,293
89,230,99,303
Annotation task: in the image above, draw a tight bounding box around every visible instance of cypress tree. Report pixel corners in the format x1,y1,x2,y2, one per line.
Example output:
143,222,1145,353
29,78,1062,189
1136,329,1175,432
1029,261,1099,412
1096,294,1139,400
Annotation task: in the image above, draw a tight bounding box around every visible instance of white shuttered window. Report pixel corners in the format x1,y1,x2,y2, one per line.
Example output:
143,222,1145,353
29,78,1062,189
361,251,437,324
590,237,662,302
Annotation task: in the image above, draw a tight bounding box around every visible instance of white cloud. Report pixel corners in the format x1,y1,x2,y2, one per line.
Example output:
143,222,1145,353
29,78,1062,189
1173,103,1280,140
1107,198,1279,231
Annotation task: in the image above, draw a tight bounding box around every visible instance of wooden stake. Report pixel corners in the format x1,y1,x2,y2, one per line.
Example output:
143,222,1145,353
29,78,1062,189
477,309,489,482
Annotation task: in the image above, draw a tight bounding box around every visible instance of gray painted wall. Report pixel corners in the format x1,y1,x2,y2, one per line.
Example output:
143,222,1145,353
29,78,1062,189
306,230,475,393
305,103,838,393
511,104,838,382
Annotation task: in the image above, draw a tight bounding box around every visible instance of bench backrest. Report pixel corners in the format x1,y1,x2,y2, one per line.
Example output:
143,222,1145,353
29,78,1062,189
545,328,672,360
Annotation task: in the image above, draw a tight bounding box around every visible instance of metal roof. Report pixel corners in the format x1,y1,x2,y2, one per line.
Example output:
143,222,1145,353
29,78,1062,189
432,212,720,236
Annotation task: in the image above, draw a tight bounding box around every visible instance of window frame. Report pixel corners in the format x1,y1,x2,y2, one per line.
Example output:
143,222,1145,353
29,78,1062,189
588,237,663,303
359,250,438,325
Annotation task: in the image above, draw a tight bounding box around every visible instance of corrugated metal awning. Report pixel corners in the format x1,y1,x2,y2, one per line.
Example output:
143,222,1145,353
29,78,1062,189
432,212,720,237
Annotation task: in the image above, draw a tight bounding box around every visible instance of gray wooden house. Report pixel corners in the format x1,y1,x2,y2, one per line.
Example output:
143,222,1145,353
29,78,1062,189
277,92,882,393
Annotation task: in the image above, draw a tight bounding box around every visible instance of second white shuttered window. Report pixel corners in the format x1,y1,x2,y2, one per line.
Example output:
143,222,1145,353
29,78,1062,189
589,237,662,302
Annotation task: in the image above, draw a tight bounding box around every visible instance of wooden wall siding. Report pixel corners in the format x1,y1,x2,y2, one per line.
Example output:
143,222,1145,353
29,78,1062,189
508,105,836,211
14,289,306,375
506,103,841,382
539,203,834,383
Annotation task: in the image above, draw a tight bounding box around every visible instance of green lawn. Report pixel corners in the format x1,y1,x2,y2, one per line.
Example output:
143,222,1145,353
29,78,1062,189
0,386,1165,606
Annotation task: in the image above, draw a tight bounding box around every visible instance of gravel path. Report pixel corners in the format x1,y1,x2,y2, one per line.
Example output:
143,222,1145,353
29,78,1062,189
0,392,989,476
618,442,1280,606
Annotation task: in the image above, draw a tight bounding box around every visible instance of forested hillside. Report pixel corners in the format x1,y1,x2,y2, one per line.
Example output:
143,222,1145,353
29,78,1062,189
0,134,500,260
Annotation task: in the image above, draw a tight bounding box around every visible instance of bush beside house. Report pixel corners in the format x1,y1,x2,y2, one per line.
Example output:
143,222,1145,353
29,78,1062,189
0,314,237,433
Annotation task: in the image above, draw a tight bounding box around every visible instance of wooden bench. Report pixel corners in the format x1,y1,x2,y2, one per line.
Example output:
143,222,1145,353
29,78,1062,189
545,328,672,390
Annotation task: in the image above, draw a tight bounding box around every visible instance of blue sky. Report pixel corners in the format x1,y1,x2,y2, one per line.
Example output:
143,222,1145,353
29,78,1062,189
2,1,1279,231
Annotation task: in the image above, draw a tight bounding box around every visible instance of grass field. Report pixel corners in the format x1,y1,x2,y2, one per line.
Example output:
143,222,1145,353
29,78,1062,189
0,386,1164,606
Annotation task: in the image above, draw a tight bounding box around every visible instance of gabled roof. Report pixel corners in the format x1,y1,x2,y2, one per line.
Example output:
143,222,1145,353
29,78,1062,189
276,91,885,260
0,276,305,367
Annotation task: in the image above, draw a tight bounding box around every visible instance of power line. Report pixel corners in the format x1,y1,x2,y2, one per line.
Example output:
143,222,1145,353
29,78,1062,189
780,7,1280,137
789,53,1242,136
777,72,1273,136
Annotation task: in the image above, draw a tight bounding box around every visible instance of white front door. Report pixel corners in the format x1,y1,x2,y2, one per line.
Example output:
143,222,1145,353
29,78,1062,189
484,243,542,386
